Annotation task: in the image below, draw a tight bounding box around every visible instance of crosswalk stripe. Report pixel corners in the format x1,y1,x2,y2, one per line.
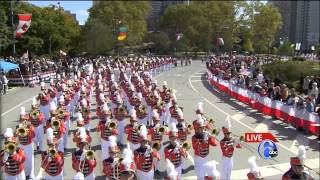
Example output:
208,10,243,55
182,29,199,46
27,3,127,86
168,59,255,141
183,158,319,180
231,113,246,121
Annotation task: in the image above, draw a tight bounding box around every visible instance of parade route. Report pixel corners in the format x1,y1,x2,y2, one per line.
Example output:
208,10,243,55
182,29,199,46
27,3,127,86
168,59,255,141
1,61,319,179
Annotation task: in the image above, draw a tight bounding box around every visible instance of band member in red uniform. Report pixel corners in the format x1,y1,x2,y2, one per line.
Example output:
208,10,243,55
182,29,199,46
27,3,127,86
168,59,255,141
29,98,45,151
113,95,128,146
134,125,160,180
57,95,71,149
220,116,242,180
81,105,92,131
247,156,263,180
125,109,141,151
102,136,121,180
16,108,36,179
37,128,64,180
282,145,315,180
0,128,26,180
164,123,187,179
135,93,148,125
38,82,51,121
72,128,97,180
192,116,218,180
119,147,136,180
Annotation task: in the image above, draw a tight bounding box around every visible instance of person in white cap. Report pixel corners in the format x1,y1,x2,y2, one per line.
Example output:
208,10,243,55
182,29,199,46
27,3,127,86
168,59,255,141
134,125,160,180
37,84,51,121
102,136,121,180
29,98,45,151
247,156,263,180
57,95,71,149
220,116,242,180
192,115,218,180
113,95,128,146
0,128,26,180
73,116,92,150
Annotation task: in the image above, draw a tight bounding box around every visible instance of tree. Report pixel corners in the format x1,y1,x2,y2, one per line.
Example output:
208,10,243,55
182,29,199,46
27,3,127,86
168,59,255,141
148,32,171,54
81,1,150,55
278,41,294,56
0,8,11,53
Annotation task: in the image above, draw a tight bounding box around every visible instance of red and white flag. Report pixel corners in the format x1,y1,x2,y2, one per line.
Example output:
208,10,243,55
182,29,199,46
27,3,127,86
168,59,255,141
176,33,183,41
15,14,32,38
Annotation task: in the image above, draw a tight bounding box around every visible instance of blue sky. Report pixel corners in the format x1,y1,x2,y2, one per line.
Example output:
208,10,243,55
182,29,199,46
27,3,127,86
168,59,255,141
28,1,92,25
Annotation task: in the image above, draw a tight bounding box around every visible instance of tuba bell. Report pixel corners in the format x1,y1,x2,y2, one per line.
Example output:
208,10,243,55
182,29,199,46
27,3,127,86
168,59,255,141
152,141,162,151
58,109,65,118
210,128,220,136
107,121,117,129
156,126,167,134
51,119,61,129
85,150,95,160
5,142,17,154
49,148,58,157
182,141,191,150
16,127,28,137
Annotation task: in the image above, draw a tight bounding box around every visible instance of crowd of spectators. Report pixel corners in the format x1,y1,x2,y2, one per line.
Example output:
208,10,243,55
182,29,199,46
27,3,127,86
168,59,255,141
206,55,320,115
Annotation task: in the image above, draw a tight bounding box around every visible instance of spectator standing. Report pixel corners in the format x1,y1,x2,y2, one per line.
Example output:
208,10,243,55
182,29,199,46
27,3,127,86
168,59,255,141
303,76,310,95
1,73,9,95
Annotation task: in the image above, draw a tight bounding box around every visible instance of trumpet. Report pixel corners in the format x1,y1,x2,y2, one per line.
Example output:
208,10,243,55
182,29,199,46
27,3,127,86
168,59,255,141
49,148,58,157
5,142,17,154
208,118,215,125
83,108,90,114
30,110,39,119
181,141,191,150
85,150,95,160
210,128,220,136
186,124,192,130
118,106,126,114
156,126,167,134
16,127,28,137
57,109,65,118
140,106,147,114
152,141,162,151
51,119,61,129
107,121,117,129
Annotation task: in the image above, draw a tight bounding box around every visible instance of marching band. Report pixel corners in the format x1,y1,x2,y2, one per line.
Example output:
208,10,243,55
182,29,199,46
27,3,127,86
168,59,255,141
0,56,316,180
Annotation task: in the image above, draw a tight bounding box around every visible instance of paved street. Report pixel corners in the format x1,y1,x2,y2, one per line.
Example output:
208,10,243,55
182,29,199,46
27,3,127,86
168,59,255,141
1,61,319,179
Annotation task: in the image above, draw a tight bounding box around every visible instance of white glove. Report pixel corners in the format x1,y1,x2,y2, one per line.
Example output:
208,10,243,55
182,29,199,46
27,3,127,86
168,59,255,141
48,157,52,162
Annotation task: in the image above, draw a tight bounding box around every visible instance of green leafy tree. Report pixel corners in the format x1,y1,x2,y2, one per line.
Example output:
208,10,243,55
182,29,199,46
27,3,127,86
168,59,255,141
0,8,11,53
278,41,294,56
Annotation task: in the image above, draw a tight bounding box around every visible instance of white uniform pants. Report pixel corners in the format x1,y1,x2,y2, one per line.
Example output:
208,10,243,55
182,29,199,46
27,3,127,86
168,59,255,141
117,120,126,145
84,172,95,180
40,105,50,121
18,143,34,178
4,171,26,180
45,170,63,180
136,169,154,180
101,139,110,160
33,124,45,151
195,156,209,180
221,156,233,180
129,142,140,152
57,138,64,152
63,120,70,148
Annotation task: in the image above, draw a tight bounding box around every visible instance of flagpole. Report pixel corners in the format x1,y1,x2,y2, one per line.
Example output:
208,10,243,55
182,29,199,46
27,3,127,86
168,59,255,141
10,0,16,56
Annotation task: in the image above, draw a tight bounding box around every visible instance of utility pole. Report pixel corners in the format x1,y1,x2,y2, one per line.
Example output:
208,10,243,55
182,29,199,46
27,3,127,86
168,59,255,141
10,0,16,56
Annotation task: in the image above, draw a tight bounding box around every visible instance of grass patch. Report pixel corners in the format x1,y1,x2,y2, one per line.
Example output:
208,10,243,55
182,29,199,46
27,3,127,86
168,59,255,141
262,60,320,89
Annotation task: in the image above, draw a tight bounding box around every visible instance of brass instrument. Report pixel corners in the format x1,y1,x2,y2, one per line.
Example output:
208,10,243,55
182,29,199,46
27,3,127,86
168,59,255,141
210,128,220,136
49,148,58,157
83,108,90,114
107,121,117,129
140,105,147,114
85,150,95,160
182,141,191,150
16,127,28,137
30,110,39,119
5,142,17,154
51,119,61,129
156,126,167,134
152,141,162,151
187,124,192,130
57,108,65,119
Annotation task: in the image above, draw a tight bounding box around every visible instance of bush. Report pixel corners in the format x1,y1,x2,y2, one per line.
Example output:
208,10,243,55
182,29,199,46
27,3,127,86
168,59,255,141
292,57,306,61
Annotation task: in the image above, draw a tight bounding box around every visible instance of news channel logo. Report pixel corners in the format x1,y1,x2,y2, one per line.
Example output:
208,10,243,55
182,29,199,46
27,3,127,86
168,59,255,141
257,140,278,159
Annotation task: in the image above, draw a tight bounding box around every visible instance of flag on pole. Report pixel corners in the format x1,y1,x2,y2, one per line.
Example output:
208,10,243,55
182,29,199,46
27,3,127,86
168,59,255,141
176,33,183,41
15,14,32,38
295,43,301,51
118,26,127,41
21,50,29,59
59,50,67,56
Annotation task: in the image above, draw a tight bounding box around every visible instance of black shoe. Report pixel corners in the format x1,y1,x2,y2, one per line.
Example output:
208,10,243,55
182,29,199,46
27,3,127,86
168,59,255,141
182,169,186,174
155,170,161,175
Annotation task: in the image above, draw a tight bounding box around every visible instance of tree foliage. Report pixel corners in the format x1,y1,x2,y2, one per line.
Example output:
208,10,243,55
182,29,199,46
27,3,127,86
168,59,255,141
278,41,294,56
81,1,150,55
0,1,80,57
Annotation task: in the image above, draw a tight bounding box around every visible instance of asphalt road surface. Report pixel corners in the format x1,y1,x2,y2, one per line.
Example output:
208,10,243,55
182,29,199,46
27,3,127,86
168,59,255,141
1,61,319,180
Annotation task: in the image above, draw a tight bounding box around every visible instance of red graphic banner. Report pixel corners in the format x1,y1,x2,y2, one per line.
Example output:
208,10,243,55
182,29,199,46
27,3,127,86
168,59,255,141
244,133,278,143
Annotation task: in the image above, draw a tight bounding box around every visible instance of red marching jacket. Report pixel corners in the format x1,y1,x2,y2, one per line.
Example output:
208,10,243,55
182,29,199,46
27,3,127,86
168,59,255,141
0,148,25,176
220,137,241,158
16,126,35,146
192,133,217,158
45,121,66,140
72,130,92,148
164,144,186,168
135,106,148,119
103,157,119,179
41,151,64,176
125,124,140,144
75,157,96,177
148,125,163,142
28,111,44,127
134,147,160,172
97,123,118,141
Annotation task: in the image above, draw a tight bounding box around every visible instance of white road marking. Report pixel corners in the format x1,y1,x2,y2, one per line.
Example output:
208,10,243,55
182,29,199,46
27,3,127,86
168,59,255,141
183,158,320,180
1,95,37,116
189,71,302,155
190,75,202,78
231,113,246,121
254,123,269,132
190,80,207,82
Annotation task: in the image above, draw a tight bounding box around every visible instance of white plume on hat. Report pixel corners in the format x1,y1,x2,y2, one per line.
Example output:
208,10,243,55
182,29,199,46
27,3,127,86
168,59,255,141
49,101,57,111
108,136,117,148
197,102,204,112
40,81,45,87
163,81,167,86
20,106,26,116
57,74,61,80
32,98,37,106
224,115,232,130
196,114,205,126
152,79,157,85
154,90,159,98
169,121,178,134
122,145,133,161
137,92,143,100
81,99,87,107
77,112,84,122
58,95,65,103
98,85,103,91
248,156,261,177
4,128,13,138
166,159,178,179
152,109,159,119
102,103,109,112
298,145,306,163
72,172,84,180
139,124,148,140
116,95,122,103
61,83,67,91
129,109,137,118
81,85,86,92
74,75,78,81
177,108,183,118
205,160,220,178
78,127,87,142
47,127,54,144
99,93,105,100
